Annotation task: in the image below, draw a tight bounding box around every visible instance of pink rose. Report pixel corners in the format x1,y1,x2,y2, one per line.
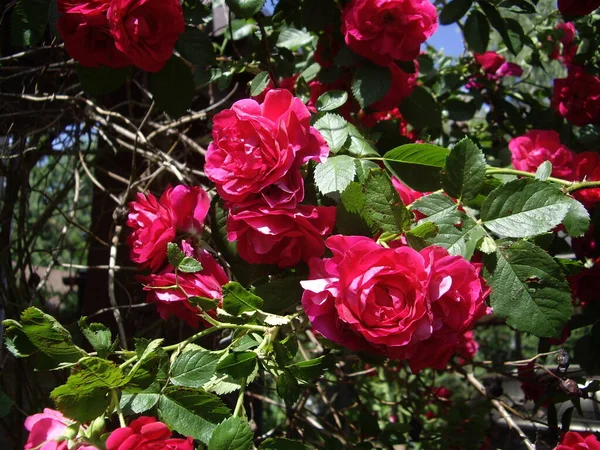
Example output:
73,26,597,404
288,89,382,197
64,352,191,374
126,185,210,271
556,431,600,450
341,0,438,66
57,3,131,69
574,152,600,207
206,90,329,208
391,176,426,205
557,0,600,17
456,330,479,361
227,203,337,268
106,417,194,450
141,248,228,327
508,130,576,179
108,0,184,72
370,62,419,111
552,66,600,127
24,408,96,450
475,52,506,74
301,236,490,373
496,62,523,78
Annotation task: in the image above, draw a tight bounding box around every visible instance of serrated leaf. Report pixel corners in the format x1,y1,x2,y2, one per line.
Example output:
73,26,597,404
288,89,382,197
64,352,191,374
383,143,449,192
150,56,194,118
277,370,300,405
171,350,221,388
364,170,411,233
158,386,230,444
441,137,487,202
313,113,349,153
344,123,378,158
405,222,438,250
440,0,473,25
316,90,348,112
481,179,573,238
208,417,253,450
167,242,186,267
562,198,590,237
216,351,257,379
464,10,490,53
289,354,334,382
120,383,161,415
535,161,552,181
178,256,203,273
483,240,573,338
250,71,270,96
276,27,313,49
478,1,519,55
314,155,356,195
226,0,265,18
79,318,113,358
399,86,442,135
351,64,391,108
254,276,305,314
222,282,263,316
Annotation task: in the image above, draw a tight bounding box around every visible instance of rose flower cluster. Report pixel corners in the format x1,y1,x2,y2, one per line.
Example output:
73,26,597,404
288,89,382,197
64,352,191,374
57,0,184,72
126,185,228,327
205,89,337,268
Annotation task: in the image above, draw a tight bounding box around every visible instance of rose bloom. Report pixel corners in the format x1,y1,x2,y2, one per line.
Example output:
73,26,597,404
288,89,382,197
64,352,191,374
391,176,426,205
568,262,600,307
556,431,600,450
557,0,600,17
574,152,600,207
341,0,438,66
550,23,578,65
24,408,96,450
108,0,184,72
141,247,228,327
508,130,576,179
475,52,506,74
371,62,419,111
456,330,479,361
106,417,193,450
57,0,131,69
126,185,210,271
227,203,336,268
301,236,490,373
552,67,600,127
206,90,329,208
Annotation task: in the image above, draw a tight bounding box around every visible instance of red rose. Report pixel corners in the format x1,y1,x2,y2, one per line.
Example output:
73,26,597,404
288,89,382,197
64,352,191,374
206,90,329,208
371,62,419,111
557,0,600,16
227,203,336,268
556,431,600,450
360,108,417,141
141,247,228,327
57,5,131,68
126,185,210,270
574,152,600,207
456,330,479,361
475,52,506,74
508,130,576,180
341,0,438,66
568,262,600,307
301,236,490,373
572,225,600,261
106,417,194,450
552,67,600,127
108,0,185,72
550,23,578,65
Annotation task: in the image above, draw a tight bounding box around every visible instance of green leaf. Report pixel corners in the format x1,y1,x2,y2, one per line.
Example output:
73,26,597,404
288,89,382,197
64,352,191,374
171,350,221,388
483,240,573,338
120,383,161,415
364,169,411,233
179,257,203,273
259,438,310,450
440,0,473,24
176,28,216,66
226,0,265,18
3,307,85,367
255,276,305,314
464,10,490,54
505,18,525,55
222,282,264,316
478,1,519,55
535,161,552,181
0,390,14,418
167,242,186,267
314,155,356,195
289,354,334,382
383,143,449,192
76,66,129,95
158,386,230,444
313,113,349,154
316,90,348,112
208,417,254,450
250,71,271,96
11,0,50,46
352,64,391,108
337,182,376,236
276,27,313,49
443,98,477,121
441,137,487,202
399,86,442,134
225,19,258,40
51,357,124,422
299,62,320,83
480,179,573,238
79,318,113,358
344,124,378,158
405,222,439,251
562,199,590,238
150,56,195,118
277,370,300,405
216,351,258,379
